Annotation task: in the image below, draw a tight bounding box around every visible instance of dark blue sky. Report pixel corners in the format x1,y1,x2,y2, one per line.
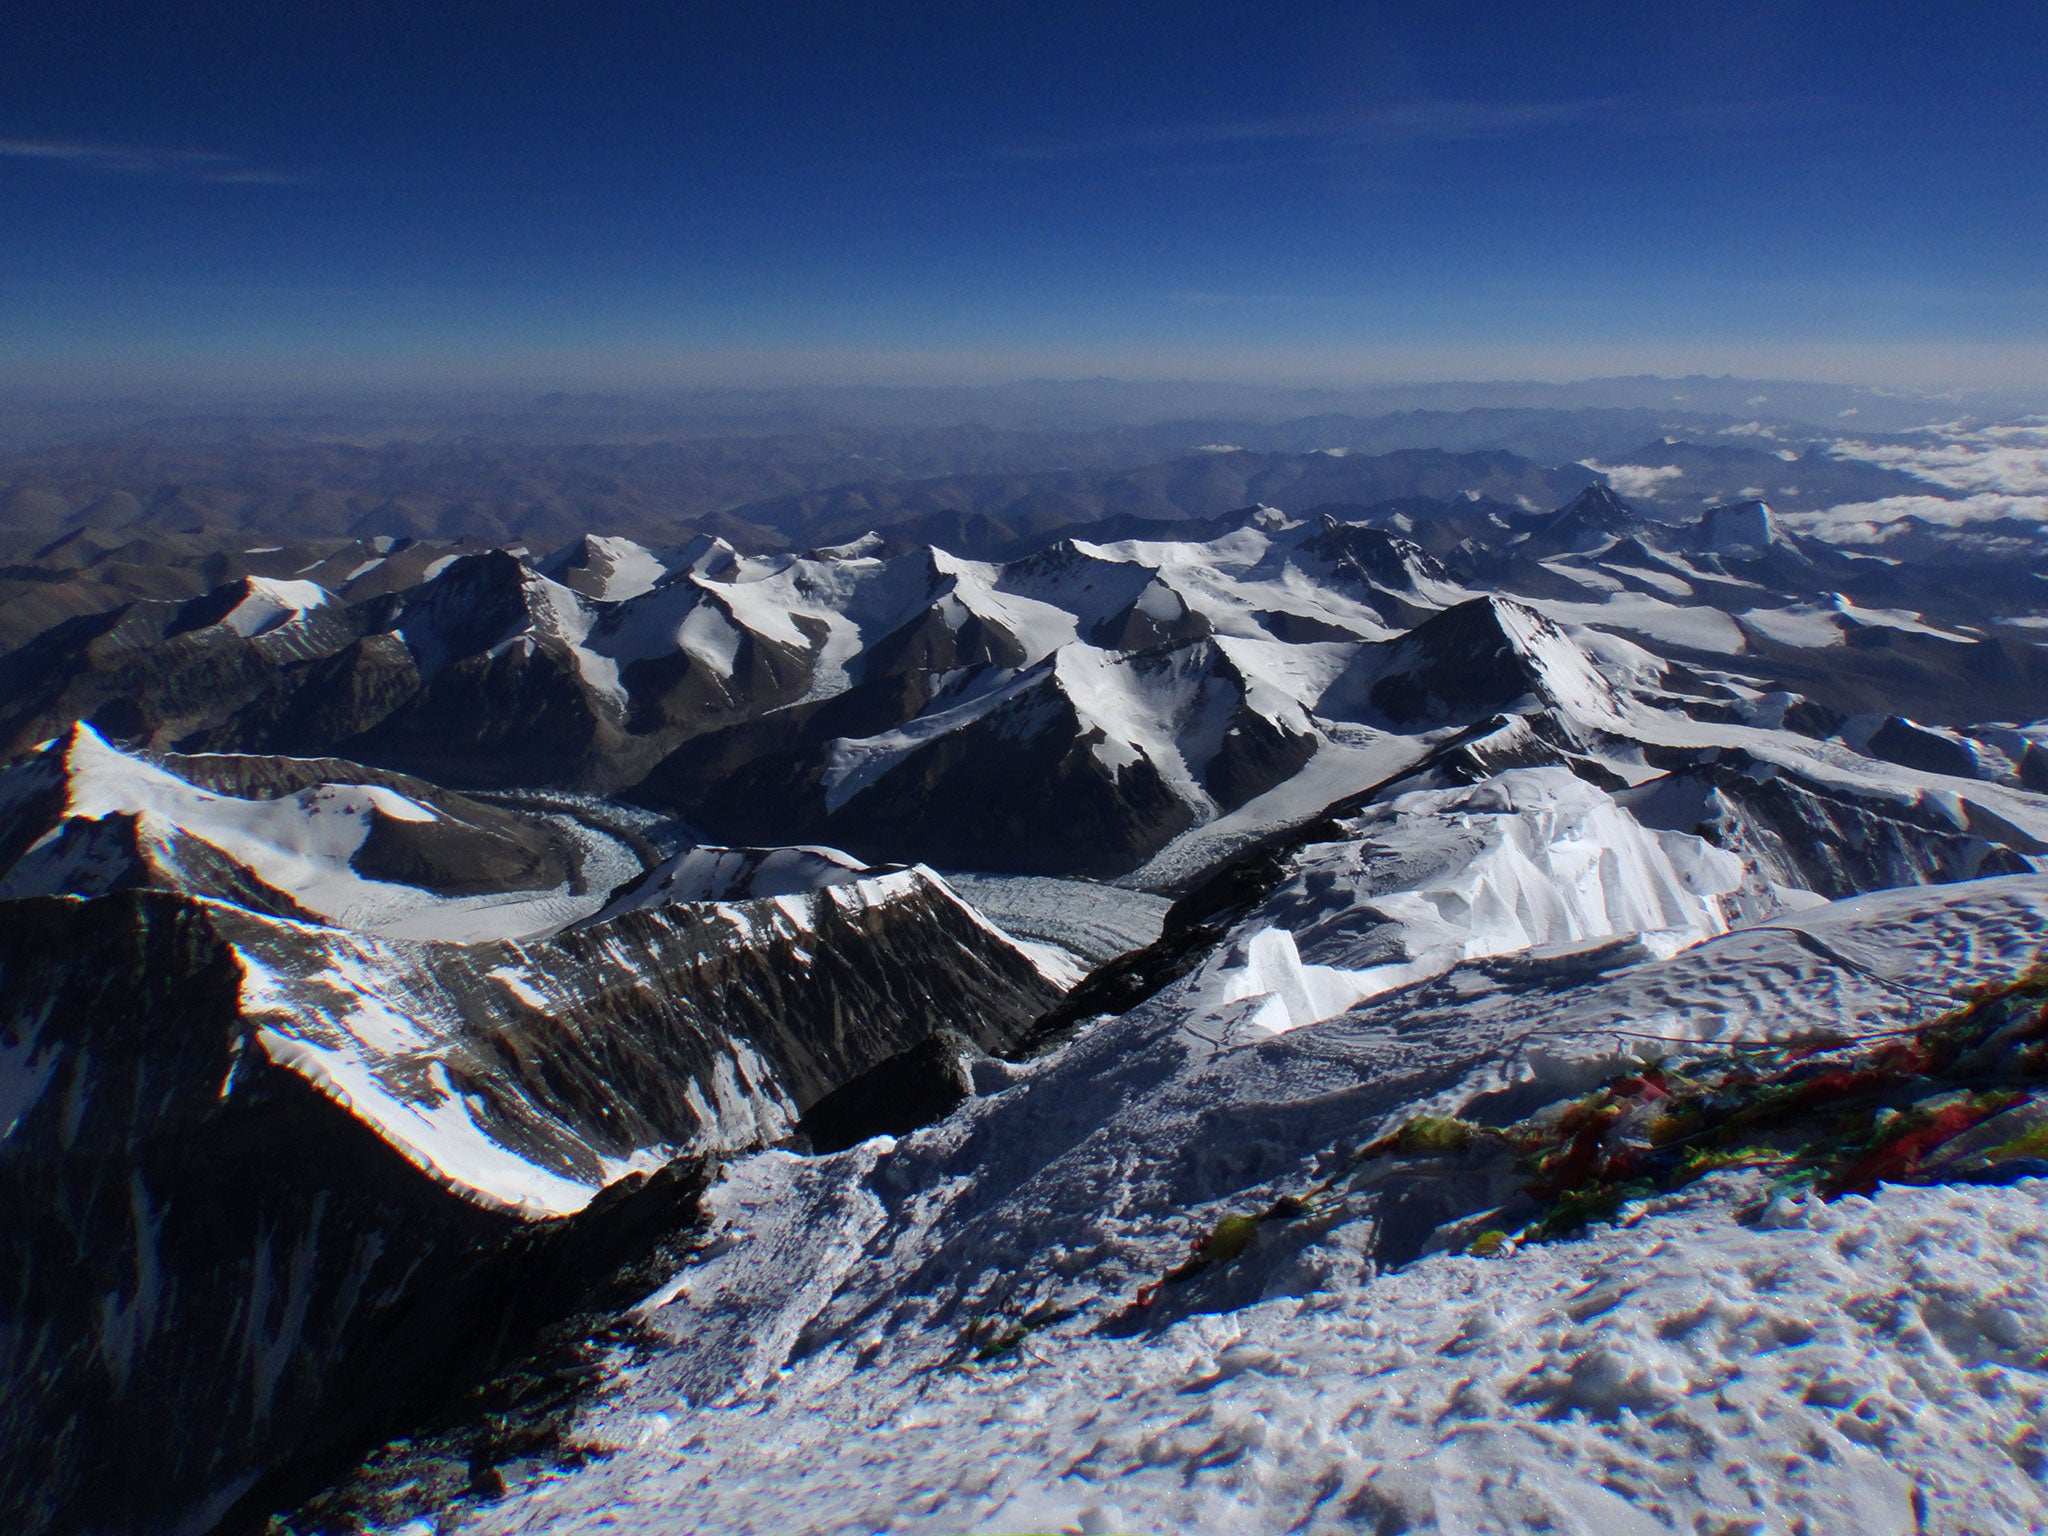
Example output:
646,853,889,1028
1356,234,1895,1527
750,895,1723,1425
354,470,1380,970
4,1,2044,389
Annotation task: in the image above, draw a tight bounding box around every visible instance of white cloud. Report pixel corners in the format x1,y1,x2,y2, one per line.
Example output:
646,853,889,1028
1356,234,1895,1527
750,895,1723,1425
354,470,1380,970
1583,461,1684,499
1781,492,2048,543
1830,426,2048,497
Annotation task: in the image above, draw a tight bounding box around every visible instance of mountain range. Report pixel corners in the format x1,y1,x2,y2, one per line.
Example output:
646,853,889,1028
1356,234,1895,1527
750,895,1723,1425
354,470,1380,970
0,409,1967,554
3,462,2047,1534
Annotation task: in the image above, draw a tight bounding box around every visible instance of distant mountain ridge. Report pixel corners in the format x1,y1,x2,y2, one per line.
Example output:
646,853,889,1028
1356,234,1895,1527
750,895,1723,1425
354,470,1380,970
4,485,2044,890
0,411,1958,554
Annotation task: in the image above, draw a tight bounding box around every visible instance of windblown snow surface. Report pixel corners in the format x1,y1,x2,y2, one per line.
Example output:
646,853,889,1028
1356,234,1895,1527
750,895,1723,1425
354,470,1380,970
410,840,2048,1532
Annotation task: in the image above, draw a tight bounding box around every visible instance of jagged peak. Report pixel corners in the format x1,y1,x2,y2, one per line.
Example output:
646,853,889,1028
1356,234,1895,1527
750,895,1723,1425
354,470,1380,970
1300,516,1450,589
167,573,335,640
655,532,742,583
1335,594,1626,732
1552,481,1642,529
539,532,606,565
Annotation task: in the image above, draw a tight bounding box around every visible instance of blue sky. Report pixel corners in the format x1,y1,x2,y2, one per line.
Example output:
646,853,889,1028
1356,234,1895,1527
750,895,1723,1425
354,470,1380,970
3,1,2045,390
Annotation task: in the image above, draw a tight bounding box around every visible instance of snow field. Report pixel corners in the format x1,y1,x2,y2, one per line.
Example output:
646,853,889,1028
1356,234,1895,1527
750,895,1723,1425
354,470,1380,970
217,576,334,637
520,569,627,703
483,1177,2048,1536
1124,729,1435,893
568,536,668,602
429,876,2048,1535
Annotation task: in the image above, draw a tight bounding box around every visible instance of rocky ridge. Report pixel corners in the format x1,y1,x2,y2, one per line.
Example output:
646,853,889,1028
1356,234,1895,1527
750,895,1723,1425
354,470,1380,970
0,736,1064,1535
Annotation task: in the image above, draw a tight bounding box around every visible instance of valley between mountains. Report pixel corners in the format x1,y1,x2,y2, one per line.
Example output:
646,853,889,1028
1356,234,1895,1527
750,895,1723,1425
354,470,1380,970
5,473,2048,1535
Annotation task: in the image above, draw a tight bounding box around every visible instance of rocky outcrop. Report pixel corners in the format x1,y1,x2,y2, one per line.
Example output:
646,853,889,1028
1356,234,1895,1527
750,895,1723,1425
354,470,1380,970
1863,715,1980,781
798,1028,982,1154
1296,517,1453,626
0,581,360,757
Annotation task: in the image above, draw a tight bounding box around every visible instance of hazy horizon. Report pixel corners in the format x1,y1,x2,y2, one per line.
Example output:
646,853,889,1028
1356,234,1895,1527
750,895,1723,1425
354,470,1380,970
3,366,2045,420
12,352,2048,400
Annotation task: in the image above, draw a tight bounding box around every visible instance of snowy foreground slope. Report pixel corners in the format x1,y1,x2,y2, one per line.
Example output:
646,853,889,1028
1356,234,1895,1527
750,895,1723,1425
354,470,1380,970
432,876,2048,1536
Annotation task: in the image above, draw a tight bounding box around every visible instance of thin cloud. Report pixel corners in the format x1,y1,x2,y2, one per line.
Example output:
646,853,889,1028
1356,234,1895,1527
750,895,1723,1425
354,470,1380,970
0,137,300,184
999,93,1829,163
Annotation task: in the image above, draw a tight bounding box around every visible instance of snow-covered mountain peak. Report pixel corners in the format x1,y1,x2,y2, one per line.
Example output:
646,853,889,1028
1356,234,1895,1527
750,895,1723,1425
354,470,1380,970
387,549,537,672
383,548,625,703
163,573,338,643
664,531,742,582
0,725,633,940
807,531,891,561
1297,515,1458,601
1320,594,1628,734
1698,497,1782,555
222,575,335,637
538,533,668,601
1527,481,1651,555
1002,533,1149,584
1563,480,1639,521
1178,764,1746,1038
